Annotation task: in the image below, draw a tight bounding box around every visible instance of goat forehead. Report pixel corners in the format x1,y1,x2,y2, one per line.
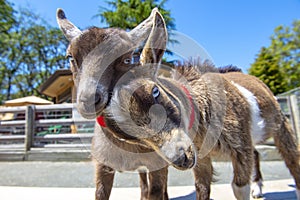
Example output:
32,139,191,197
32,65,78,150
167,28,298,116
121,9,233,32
69,27,132,56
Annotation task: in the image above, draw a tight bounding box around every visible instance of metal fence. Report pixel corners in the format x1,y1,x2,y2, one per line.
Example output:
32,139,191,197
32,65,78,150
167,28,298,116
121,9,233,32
277,87,300,144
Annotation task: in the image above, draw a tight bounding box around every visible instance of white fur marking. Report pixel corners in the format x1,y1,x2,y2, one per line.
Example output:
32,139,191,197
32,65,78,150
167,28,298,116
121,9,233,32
231,82,265,144
232,183,250,200
251,179,263,198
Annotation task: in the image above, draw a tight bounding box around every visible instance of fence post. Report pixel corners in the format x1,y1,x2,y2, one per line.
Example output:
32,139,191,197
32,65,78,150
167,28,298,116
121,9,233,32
290,95,300,145
25,105,35,152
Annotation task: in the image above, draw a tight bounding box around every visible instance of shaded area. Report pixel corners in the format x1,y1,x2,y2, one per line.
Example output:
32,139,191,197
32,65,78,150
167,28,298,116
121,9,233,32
263,190,296,200
171,192,196,200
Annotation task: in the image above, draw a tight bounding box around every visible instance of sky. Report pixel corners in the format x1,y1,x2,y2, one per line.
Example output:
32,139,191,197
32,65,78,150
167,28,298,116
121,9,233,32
9,0,300,72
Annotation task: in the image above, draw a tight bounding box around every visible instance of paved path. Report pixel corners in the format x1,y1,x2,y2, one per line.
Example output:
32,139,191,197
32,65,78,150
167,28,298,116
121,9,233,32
0,161,298,199
0,179,298,200
0,161,293,187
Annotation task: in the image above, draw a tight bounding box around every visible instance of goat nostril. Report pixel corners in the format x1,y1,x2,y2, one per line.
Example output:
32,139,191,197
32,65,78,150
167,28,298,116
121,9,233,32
79,93,102,106
182,154,189,167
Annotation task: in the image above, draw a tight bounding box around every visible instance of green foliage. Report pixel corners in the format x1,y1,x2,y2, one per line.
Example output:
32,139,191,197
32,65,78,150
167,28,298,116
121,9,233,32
249,20,300,95
97,0,176,45
249,47,288,95
97,0,176,57
0,0,15,34
0,3,68,103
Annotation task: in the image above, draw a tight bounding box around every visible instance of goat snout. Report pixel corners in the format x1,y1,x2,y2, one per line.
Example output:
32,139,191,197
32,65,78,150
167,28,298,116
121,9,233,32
173,153,189,168
77,87,108,119
159,129,196,170
172,148,195,170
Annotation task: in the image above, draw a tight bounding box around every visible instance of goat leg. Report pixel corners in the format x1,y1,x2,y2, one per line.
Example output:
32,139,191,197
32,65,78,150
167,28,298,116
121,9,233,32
148,166,169,200
95,162,115,200
251,148,263,198
139,171,149,200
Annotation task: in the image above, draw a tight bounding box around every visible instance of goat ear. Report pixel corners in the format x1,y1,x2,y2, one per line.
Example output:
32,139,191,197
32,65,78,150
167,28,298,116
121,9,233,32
56,8,82,41
129,8,158,44
139,8,167,66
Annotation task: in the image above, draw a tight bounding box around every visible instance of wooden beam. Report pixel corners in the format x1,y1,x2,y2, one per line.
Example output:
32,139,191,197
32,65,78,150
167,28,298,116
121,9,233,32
25,105,35,152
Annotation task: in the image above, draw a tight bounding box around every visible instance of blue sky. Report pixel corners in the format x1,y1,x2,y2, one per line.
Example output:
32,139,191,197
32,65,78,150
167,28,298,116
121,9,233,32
9,0,300,72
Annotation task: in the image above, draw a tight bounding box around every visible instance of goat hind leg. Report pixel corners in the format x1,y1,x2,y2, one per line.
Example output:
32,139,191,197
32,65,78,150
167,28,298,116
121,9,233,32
251,148,263,199
273,118,300,200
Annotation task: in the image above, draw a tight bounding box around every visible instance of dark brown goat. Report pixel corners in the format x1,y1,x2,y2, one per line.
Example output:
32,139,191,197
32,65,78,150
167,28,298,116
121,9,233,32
103,63,300,200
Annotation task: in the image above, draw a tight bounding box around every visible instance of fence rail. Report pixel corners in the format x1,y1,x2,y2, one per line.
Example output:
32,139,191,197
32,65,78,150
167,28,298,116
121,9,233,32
277,95,300,144
0,103,94,161
0,95,299,161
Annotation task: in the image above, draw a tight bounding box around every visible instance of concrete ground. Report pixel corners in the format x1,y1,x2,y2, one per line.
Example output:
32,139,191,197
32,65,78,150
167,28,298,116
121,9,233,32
0,161,298,200
0,179,298,200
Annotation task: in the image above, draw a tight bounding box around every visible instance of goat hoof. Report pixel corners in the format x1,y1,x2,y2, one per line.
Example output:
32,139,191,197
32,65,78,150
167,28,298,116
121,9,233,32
251,189,263,199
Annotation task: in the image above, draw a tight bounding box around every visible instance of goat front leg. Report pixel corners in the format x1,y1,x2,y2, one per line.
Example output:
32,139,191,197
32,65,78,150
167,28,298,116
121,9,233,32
95,162,115,200
139,171,149,200
231,146,253,200
148,166,169,200
193,156,213,200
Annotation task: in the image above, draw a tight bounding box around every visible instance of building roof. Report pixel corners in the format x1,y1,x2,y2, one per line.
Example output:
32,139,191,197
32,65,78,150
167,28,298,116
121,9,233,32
4,96,53,106
39,69,73,98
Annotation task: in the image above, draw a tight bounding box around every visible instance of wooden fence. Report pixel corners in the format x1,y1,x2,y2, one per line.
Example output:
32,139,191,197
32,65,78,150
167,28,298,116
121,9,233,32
0,104,94,161
0,95,299,161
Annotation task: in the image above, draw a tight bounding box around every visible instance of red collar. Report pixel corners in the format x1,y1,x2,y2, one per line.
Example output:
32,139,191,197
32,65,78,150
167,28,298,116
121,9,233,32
96,86,195,130
96,115,106,127
180,85,195,130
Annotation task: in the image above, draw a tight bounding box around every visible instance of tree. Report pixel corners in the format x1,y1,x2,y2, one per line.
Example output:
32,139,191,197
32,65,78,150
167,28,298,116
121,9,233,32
0,0,17,103
0,0,15,35
10,8,68,99
249,20,300,95
0,5,68,103
97,0,176,42
249,47,288,95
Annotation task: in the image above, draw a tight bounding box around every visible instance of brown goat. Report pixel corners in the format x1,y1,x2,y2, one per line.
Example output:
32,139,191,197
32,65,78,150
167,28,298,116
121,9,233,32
57,8,169,200
102,62,300,200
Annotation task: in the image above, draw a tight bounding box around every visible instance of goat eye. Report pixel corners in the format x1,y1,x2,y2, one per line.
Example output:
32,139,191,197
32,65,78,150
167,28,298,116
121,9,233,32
124,58,131,64
152,86,160,99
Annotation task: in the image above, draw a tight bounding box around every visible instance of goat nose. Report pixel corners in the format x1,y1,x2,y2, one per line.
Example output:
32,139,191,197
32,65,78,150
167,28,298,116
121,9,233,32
173,153,189,168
